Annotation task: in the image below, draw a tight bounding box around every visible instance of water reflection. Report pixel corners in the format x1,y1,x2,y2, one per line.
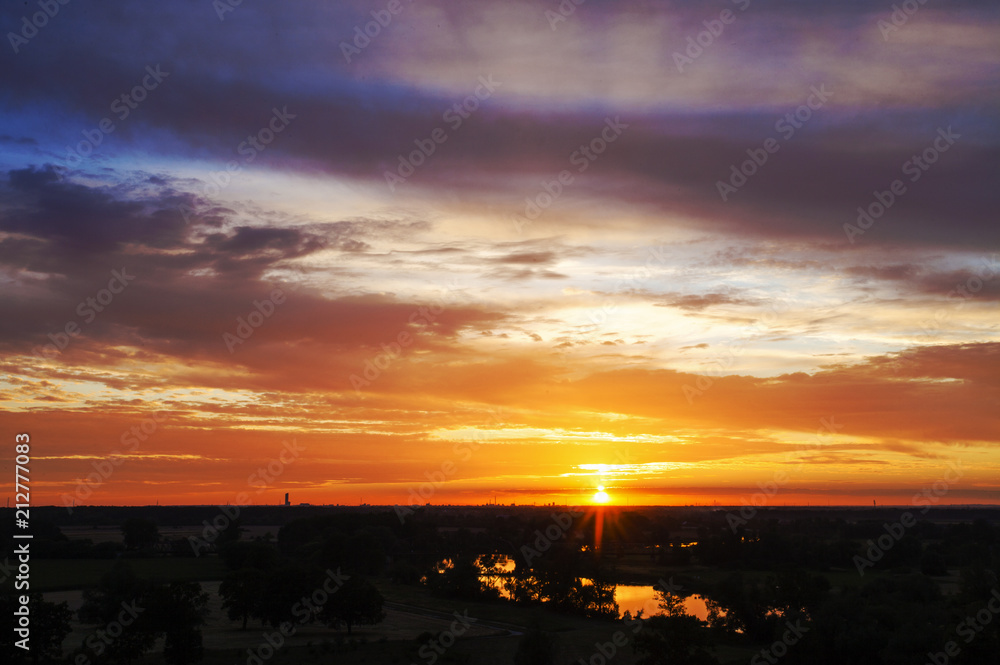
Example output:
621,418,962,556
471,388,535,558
477,571,717,621
453,555,719,621
479,554,516,573
613,585,717,621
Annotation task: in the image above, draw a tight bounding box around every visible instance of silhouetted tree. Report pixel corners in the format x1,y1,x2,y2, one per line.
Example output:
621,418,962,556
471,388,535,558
427,555,493,600
258,564,320,628
388,560,421,585
147,581,208,665
77,563,208,665
1,593,72,665
78,562,157,664
633,587,718,665
219,540,279,571
797,574,947,665
504,544,618,619
705,573,779,641
319,576,386,635
219,568,266,629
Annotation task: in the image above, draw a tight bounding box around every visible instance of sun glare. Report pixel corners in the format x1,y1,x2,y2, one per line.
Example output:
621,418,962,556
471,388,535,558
592,486,610,504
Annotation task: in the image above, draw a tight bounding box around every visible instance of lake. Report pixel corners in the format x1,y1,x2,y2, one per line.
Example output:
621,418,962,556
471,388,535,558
613,585,716,621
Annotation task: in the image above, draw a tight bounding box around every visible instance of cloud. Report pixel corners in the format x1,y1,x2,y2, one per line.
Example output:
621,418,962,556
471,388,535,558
845,259,1000,301
0,168,507,382
1,2,996,252
0,135,37,145
1,0,997,505
490,251,557,265
656,291,756,311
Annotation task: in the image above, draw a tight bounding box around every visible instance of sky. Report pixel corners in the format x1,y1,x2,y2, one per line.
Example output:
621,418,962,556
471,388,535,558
0,0,998,509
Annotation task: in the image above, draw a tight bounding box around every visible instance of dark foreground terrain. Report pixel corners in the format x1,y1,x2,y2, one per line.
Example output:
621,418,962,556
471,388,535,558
3,504,999,664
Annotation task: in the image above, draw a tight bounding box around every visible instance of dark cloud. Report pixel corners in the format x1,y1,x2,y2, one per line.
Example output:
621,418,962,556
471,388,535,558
858,343,1000,387
846,260,1000,301
0,135,37,145
1,165,188,254
0,3,995,251
845,263,923,282
490,251,557,265
0,169,507,372
655,291,755,311
487,267,569,281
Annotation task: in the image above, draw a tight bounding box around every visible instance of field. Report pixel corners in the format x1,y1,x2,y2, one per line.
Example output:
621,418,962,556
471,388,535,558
32,557,229,591
21,507,988,664
38,551,759,664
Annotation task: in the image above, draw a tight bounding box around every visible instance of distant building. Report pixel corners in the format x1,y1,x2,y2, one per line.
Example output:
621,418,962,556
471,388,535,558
284,493,290,506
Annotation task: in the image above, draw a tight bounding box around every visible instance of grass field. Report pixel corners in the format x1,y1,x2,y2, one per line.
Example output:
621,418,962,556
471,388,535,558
30,552,950,664
35,557,753,665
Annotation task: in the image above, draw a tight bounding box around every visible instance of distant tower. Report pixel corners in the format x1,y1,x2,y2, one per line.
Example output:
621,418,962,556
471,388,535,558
284,493,290,507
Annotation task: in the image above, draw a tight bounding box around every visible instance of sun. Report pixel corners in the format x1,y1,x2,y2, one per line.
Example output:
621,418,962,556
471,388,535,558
592,485,610,504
